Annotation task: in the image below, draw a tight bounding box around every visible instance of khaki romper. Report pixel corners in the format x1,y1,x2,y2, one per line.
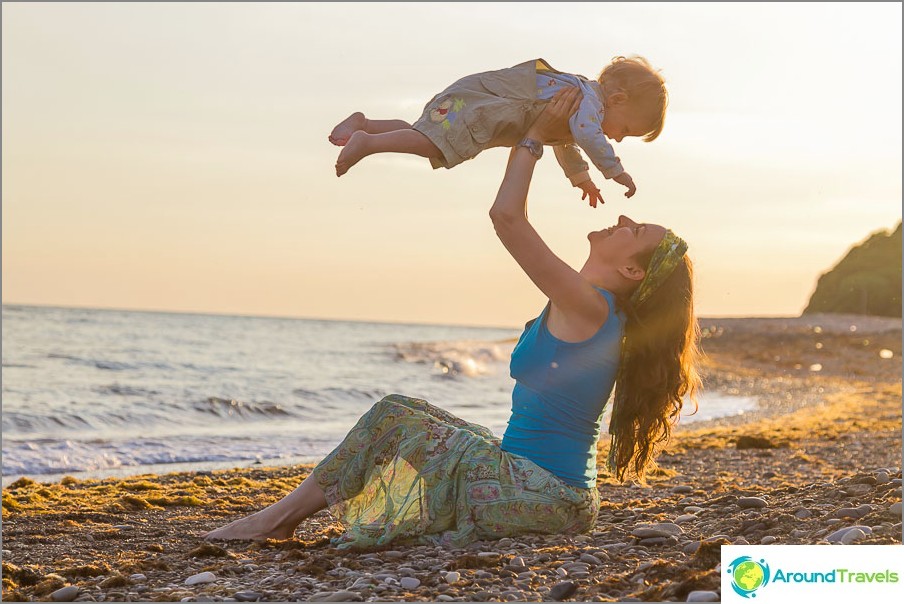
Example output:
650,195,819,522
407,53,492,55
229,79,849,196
411,59,552,169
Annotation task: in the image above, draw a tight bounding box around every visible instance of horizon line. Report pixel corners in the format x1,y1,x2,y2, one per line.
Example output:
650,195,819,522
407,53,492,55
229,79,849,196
0,301,814,329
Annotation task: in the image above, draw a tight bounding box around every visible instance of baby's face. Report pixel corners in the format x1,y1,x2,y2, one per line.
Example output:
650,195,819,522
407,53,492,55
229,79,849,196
602,105,649,143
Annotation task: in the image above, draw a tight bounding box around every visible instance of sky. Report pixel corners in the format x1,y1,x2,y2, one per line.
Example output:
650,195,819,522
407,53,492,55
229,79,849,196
2,2,901,328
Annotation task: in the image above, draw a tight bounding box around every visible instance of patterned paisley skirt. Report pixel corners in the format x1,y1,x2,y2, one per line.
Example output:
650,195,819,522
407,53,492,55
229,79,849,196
311,394,599,550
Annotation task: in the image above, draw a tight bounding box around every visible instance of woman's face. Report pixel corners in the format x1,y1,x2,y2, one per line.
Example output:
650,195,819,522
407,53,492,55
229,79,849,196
588,215,666,265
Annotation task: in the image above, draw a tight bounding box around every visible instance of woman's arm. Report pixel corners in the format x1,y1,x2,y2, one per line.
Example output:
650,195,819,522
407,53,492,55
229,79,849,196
490,87,609,341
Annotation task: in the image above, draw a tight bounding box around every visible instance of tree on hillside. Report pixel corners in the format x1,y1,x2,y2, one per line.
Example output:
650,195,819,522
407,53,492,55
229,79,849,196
803,222,902,317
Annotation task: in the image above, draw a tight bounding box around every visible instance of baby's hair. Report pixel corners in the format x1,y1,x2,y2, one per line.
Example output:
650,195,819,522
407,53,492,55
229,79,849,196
598,56,668,142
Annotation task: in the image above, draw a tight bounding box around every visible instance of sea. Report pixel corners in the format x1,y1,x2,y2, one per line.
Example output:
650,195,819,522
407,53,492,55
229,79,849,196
1,305,757,487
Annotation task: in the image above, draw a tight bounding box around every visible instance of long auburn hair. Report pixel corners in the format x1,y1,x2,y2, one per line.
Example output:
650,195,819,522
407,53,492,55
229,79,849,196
609,254,702,481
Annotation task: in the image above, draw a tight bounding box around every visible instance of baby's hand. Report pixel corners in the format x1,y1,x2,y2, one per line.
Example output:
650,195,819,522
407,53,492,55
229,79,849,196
577,180,604,208
613,172,637,198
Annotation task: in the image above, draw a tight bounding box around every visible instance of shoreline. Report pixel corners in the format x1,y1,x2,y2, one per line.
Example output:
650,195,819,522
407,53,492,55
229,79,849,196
3,314,902,602
0,396,760,490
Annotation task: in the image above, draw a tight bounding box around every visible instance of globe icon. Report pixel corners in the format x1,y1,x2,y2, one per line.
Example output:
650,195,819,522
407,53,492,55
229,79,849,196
733,560,765,592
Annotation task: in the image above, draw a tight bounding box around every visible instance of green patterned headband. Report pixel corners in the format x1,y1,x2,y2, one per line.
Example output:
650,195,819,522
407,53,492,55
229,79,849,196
630,230,688,308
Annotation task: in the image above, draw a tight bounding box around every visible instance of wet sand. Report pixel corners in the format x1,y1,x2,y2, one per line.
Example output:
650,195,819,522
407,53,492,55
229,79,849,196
2,314,902,602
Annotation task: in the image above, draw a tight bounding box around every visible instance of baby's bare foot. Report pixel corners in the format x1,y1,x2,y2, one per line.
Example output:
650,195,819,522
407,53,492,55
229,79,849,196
203,512,295,542
335,131,370,177
329,112,367,146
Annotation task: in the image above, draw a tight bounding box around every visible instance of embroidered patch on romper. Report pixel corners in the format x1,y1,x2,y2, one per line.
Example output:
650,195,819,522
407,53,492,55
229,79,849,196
429,97,466,130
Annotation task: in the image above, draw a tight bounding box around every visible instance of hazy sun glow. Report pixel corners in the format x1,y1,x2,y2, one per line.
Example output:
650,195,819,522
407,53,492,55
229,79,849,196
2,2,901,327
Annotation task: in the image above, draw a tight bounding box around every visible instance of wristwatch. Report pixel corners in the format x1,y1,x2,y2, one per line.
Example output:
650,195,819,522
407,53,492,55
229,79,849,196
517,138,543,160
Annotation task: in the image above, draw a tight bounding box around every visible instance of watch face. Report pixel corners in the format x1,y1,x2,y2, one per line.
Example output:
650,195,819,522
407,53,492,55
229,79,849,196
521,139,542,158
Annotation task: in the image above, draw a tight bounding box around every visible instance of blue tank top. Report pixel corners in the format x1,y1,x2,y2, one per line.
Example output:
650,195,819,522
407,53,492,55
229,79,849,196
501,288,624,488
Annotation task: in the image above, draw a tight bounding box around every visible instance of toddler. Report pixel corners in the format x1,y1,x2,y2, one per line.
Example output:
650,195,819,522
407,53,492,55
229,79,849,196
331,56,668,207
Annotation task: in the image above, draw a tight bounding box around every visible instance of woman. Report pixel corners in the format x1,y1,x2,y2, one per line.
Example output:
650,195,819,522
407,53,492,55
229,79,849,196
204,88,700,549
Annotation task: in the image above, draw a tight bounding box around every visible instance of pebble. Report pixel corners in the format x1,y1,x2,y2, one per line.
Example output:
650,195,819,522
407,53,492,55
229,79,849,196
399,577,421,590
444,571,460,584
760,536,777,544
832,504,872,519
184,572,217,586
794,508,812,519
686,591,720,602
826,525,873,543
675,514,697,523
738,497,768,509
684,506,704,514
436,596,456,602
383,550,406,559
51,586,80,602
631,522,683,538
374,572,397,581
890,502,902,516
704,534,731,543
682,541,700,554
549,581,577,601
579,553,602,566
129,574,147,582
561,562,590,572
671,485,694,494
843,483,872,496
639,537,669,546
233,592,263,602
308,591,364,602
876,471,890,484
841,528,868,544
556,567,569,577
510,556,527,567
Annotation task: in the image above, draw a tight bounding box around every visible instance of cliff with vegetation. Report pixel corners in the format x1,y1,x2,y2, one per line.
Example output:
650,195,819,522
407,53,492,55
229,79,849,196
804,222,902,318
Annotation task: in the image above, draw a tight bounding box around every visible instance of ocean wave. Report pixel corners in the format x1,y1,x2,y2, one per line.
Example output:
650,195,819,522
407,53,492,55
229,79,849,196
46,353,173,372
1,434,331,478
291,387,386,405
195,397,293,419
94,383,161,397
0,439,245,476
393,339,513,378
2,411,94,433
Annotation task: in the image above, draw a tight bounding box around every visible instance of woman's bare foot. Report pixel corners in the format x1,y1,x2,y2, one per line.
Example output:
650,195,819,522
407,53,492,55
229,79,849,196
335,131,371,177
329,112,367,146
202,511,295,542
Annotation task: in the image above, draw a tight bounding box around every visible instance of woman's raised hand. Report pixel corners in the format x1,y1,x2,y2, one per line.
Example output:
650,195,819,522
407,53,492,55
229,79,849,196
526,87,583,144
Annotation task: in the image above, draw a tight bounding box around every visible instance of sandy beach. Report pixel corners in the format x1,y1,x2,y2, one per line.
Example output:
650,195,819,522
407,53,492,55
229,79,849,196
2,314,901,603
